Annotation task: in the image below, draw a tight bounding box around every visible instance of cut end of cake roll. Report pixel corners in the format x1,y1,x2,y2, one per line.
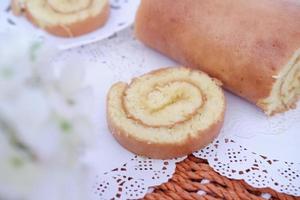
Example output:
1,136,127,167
107,67,225,159
258,50,300,116
12,0,110,37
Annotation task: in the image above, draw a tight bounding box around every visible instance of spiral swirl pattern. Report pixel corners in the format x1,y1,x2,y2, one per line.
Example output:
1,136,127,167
107,67,225,159
13,0,109,37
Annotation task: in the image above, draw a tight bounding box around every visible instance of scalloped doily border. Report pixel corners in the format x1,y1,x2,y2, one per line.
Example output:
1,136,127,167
93,137,300,199
194,138,300,196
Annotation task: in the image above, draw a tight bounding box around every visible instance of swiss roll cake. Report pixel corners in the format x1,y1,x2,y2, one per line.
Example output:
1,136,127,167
135,0,300,115
107,67,225,159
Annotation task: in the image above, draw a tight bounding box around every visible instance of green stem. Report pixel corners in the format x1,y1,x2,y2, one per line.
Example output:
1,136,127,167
0,116,37,161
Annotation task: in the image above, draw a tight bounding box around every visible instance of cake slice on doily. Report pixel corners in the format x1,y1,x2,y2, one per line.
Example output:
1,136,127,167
107,67,226,159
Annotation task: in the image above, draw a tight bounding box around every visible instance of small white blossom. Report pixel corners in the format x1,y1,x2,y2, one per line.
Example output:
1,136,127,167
0,30,96,200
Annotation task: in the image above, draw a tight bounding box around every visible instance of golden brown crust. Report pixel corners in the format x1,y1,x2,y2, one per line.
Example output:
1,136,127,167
13,0,110,37
106,67,225,159
135,0,300,114
107,110,224,159
46,2,109,37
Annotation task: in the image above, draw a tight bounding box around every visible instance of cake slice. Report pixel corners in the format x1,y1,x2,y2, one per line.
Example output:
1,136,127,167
12,0,110,37
107,67,225,159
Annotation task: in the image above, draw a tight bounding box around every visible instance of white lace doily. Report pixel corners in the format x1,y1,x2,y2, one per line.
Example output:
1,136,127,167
50,27,300,199
2,21,299,198
0,0,140,49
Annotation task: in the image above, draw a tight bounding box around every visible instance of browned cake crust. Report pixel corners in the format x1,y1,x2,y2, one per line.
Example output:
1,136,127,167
135,0,300,115
12,0,110,37
107,113,224,159
107,67,225,159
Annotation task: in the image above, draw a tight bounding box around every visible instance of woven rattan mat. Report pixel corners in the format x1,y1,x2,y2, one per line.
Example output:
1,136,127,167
144,155,300,200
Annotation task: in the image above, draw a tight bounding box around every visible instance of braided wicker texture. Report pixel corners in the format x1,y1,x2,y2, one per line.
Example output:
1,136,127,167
144,155,300,200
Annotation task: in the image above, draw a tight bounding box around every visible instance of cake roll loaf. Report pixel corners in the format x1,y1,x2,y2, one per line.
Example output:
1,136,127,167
12,0,110,37
135,0,300,115
107,67,225,159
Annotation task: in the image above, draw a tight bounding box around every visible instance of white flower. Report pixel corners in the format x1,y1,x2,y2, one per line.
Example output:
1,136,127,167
56,59,86,97
0,29,96,199
0,129,42,199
